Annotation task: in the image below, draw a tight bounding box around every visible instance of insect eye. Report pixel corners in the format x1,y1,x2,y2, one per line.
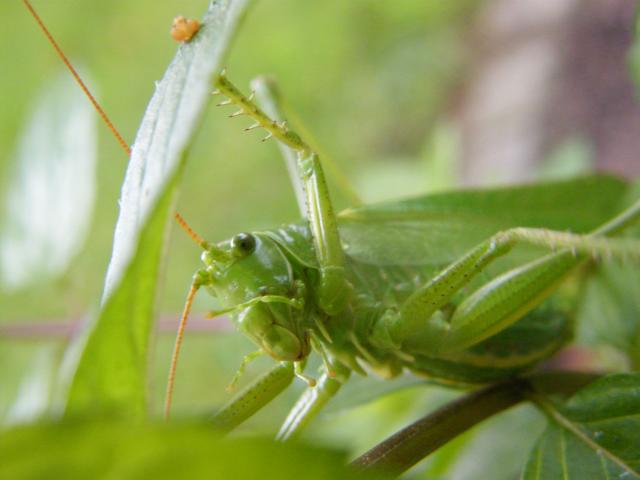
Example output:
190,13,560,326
231,233,256,257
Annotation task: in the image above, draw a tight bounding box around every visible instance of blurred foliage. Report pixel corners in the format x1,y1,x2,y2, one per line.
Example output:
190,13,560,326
0,72,96,291
0,421,390,479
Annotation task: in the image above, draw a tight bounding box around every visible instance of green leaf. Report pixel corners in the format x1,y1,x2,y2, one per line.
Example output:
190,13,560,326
61,179,179,417
576,183,640,368
340,175,629,267
577,264,640,367
0,421,389,480
322,373,423,415
61,0,254,418
524,374,640,479
4,346,58,426
0,71,96,291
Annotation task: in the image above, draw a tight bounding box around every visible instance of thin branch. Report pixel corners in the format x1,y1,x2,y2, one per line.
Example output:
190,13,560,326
351,371,600,476
0,315,232,340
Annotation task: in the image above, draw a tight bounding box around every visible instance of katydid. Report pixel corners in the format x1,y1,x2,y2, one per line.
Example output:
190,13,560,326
24,0,640,443
164,72,640,439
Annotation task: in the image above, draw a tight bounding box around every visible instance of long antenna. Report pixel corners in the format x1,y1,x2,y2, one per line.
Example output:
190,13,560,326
174,212,209,249
25,1,201,237
23,0,131,157
26,0,210,420
164,281,200,419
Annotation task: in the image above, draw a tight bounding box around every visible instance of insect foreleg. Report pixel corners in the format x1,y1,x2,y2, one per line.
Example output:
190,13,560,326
276,363,351,441
211,362,295,433
251,76,363,215
226,350,264,391
251,78,307,218
299,152,353,314
215,73,352,315
214,73,311,153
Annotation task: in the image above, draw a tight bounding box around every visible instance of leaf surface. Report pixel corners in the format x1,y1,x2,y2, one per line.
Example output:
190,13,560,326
576,184,640,368
339,176,628,266
0,71,96,290
62,0,254,418
0,421,389,480
524,374,640,479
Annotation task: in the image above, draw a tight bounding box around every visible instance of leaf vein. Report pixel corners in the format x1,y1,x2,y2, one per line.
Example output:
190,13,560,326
581,412,640,424
535,396,639,477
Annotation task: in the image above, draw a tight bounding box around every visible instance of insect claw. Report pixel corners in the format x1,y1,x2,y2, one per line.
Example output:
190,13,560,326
261,132,273,142
247,90,255,101
229,109,244,118
211,89,221,95
227,351,264,391
244,123,261,132
295,371,316,387
279,120,288,132
294,362,316,387
216,99,233,107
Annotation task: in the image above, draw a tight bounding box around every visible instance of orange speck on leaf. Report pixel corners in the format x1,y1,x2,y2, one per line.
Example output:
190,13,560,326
171,16,200,43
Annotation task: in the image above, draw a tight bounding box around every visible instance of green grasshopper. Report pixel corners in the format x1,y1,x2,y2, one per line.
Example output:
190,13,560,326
163,70,640,439
24,0,640,443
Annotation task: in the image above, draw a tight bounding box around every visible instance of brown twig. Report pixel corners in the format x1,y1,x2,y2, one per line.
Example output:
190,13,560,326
0,315,232,340
351,371,599,476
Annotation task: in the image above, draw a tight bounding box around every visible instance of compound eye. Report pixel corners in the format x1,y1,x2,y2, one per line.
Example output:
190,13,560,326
231,232,256,257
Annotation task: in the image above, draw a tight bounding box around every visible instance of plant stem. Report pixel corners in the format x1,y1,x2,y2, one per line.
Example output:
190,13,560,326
0,315,232,340
351,371,599,476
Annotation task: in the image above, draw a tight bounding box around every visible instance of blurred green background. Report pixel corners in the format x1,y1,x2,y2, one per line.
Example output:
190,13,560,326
2,1,639,477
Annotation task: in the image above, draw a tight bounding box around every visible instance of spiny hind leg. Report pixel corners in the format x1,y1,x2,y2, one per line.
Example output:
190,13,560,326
442,228,640,353
371,221,640,355
214,72,352,315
